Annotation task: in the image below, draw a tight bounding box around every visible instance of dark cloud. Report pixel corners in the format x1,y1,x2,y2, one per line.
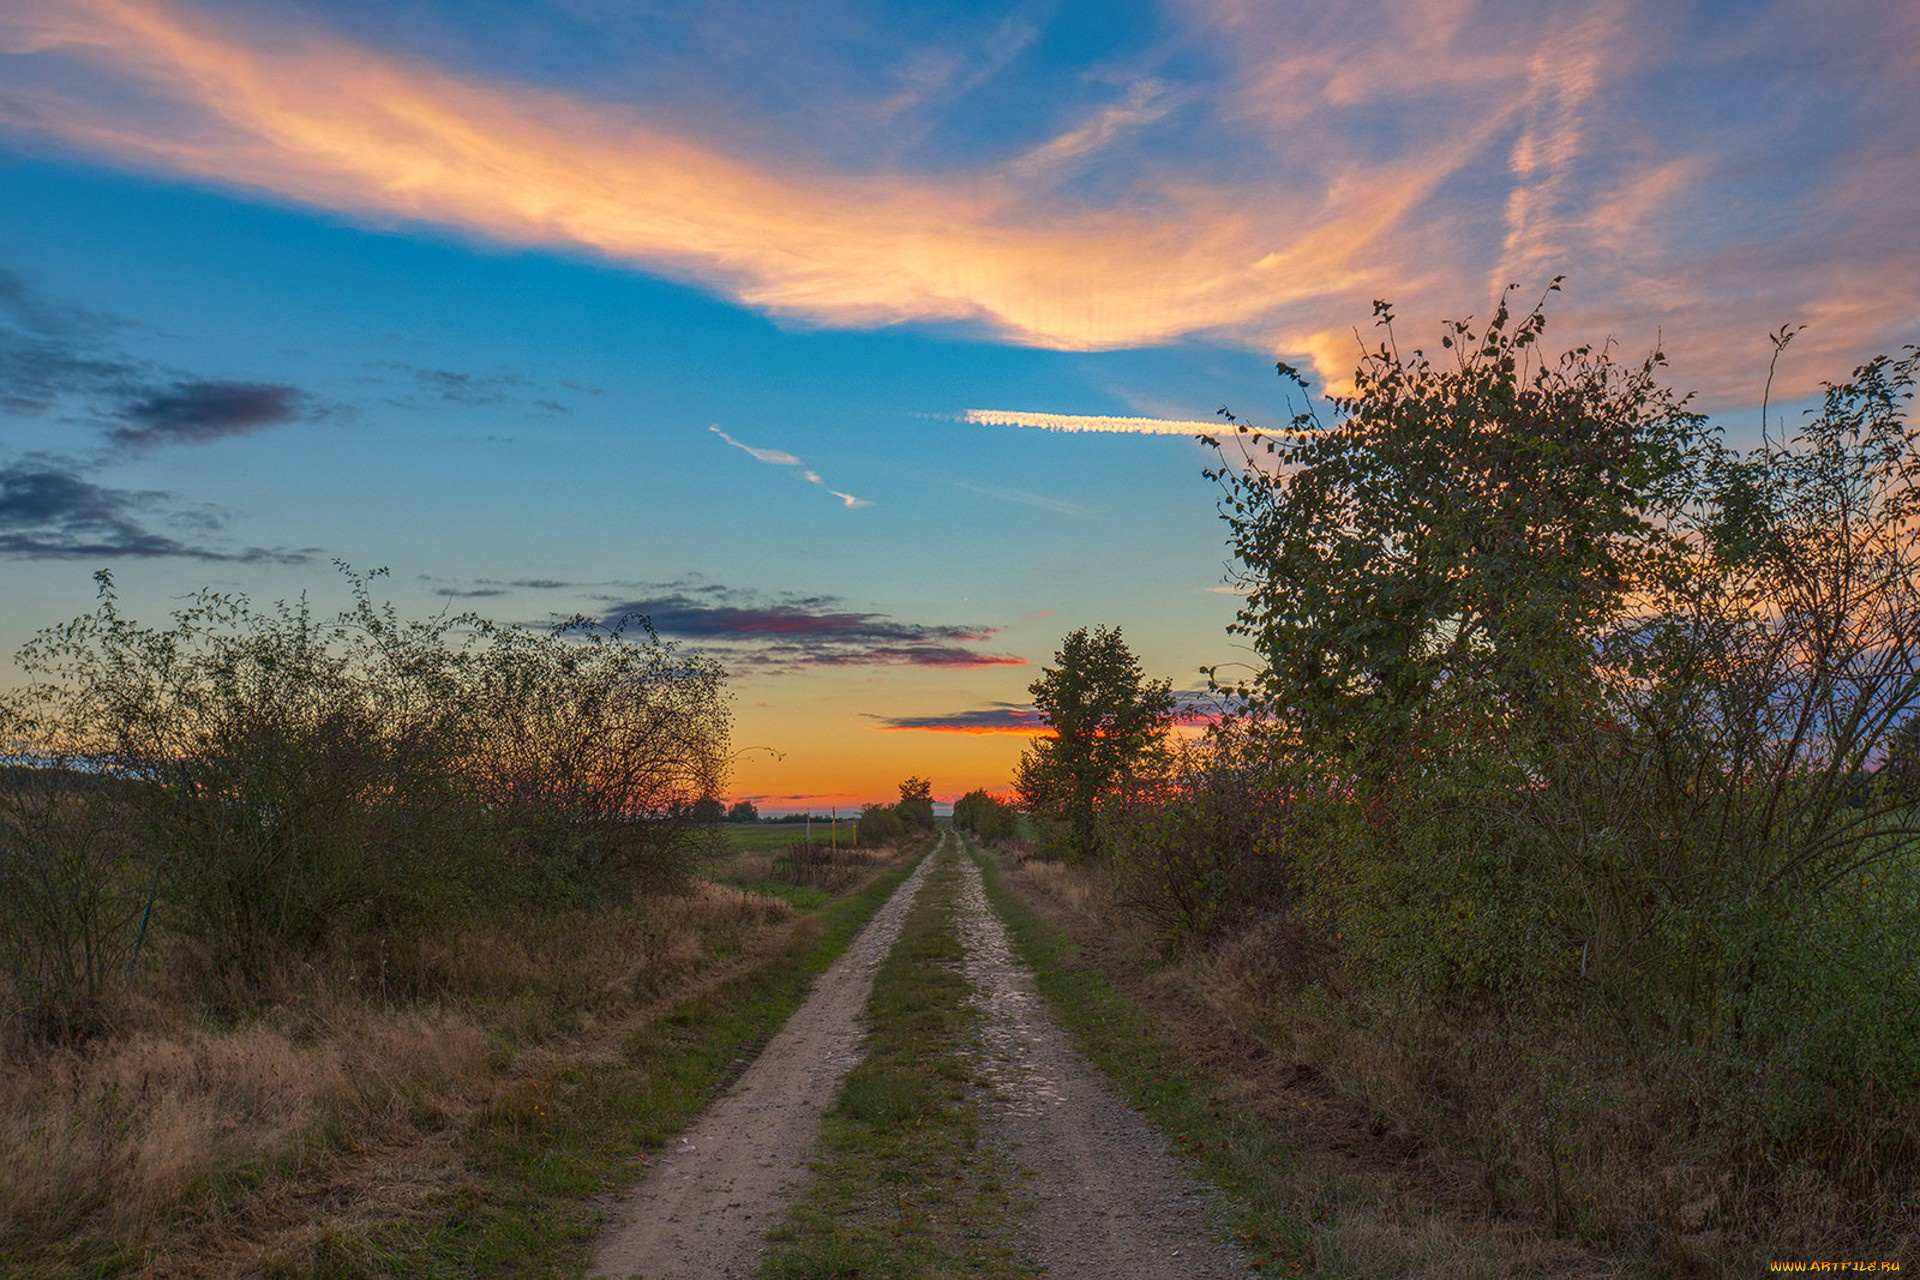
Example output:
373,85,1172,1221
407,576,1024,671
0,266,95,338
868,703,1045,734
601,596,980,643
0,458,158,530
816,645,1025,668
109,380,311,450
363,361,622,417
414,575,587,594
0,456,310,563
0,271,327,561
595,593,1026,669
871,688,1236,735
0,268,323,448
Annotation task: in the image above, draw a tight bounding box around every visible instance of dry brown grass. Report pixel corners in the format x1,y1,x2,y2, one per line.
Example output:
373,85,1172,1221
0,1003,491,1255
772,841,885,890
1013,855,1118,927
0,876,809,1273
1194,927,1920,1271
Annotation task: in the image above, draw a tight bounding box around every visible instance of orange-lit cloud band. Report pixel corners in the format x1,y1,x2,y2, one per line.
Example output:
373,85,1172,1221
0,0,1336,353
3,0,1913,401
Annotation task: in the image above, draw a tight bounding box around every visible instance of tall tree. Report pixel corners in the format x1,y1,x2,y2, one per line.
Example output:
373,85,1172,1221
1016,626,1173,861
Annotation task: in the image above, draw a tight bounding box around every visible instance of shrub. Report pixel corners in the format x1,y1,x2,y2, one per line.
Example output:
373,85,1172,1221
460,613,729,905
1100,728,1301,949
0,766,144,1041
1,566,732,995
951,788,1019,841
853,803,905,848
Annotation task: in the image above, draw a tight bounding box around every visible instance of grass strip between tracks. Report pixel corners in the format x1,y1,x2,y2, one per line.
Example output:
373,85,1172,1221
289,851,925,1278
760,837,1026,1279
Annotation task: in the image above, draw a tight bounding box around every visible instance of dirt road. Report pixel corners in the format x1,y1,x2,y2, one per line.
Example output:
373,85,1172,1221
953,849,1247,1278
589,832,1246,1278
587,851,935,1279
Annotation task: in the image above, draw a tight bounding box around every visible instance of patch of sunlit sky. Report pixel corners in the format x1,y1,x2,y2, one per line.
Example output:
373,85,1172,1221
1,0,1915,809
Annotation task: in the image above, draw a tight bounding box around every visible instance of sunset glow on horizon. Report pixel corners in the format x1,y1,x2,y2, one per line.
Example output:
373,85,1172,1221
3,0,1915,810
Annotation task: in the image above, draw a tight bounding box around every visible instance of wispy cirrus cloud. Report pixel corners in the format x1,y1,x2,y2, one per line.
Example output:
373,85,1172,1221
1010,78,1178,178
710,425,869,508
949,480,1085,516
709,426,802,467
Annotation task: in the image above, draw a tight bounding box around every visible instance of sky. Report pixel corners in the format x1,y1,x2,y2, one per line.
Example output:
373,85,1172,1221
1,0,1916,811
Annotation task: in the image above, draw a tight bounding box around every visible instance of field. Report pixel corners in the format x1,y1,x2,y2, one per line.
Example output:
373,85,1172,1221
720,819,854,854
0,804,922,1277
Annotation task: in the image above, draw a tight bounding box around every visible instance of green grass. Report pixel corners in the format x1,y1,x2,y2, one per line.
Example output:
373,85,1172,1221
724,821,853,853
759,839,1027,1279
273,851,926,1278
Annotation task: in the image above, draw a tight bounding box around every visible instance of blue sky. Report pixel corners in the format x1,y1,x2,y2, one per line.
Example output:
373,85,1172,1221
2,0,1915,807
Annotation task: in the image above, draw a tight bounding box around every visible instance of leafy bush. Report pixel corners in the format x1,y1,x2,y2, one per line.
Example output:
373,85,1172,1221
951,787,1019,841
1189,291,1920,1250
461,613,728,905
853,803,905,848
0,566,731,998
1100,728,1301,949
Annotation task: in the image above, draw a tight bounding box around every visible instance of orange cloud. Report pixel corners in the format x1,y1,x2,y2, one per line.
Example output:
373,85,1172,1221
0,0,1514,362
3,0,1913,406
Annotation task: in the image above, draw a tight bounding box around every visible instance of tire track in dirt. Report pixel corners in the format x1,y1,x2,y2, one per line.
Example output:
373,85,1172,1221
587,848,936,1280
954,847,1250,1278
